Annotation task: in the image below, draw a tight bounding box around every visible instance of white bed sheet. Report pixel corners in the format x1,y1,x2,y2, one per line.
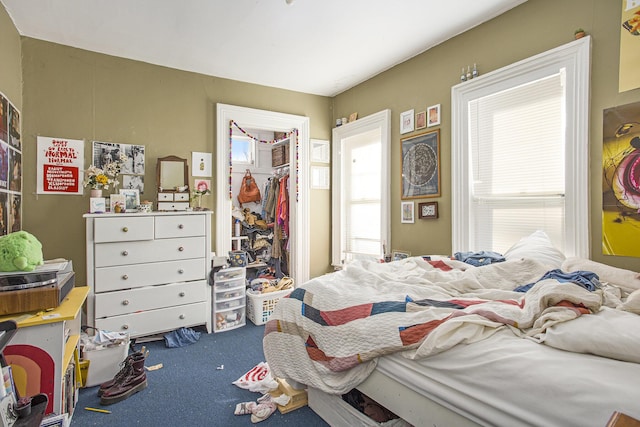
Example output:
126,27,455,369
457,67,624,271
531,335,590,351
375,327,640,427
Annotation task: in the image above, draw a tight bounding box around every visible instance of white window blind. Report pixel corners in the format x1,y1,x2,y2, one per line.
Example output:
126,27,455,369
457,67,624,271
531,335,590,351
469,73,566,253
452,38,590,259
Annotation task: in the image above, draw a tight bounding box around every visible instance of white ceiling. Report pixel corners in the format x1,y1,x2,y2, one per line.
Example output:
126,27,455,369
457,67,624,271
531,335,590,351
1,0,526,97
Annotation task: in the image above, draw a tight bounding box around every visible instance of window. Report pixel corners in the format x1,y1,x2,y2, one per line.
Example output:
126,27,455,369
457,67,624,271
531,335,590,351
332,110,391,266
452,38,590,258
231,135,254,165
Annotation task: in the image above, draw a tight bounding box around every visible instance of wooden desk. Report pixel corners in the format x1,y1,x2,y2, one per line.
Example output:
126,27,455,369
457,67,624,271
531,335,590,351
0,287,88,417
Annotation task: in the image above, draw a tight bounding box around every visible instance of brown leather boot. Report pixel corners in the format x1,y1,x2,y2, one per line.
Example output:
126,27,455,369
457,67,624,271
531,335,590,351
99,353,147,405
97,348,146,397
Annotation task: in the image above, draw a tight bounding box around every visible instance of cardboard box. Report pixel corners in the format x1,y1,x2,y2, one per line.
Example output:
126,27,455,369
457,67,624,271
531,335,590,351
270,378,308,414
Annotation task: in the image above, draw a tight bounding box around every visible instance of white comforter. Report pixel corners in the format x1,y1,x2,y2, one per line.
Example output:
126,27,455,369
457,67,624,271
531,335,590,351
263,257,640,394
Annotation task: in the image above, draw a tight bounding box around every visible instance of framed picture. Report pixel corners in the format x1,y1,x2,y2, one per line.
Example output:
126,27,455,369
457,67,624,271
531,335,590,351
418,201,439,219
110,194,126,213
89,197,106,213
400,109,414,134
427,104,441,127
119,189,140,211
401,129,440,199
349,112,358,123
416,111,426,130
310,139,330,163
392,250,411,261
401,201,414,223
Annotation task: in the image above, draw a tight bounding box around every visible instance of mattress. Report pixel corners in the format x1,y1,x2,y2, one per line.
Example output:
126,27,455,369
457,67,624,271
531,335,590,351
371,328,640,427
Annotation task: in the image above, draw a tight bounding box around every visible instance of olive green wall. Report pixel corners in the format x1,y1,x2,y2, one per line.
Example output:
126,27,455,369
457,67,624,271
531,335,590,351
4,0,640,285
333,0,640,271
18,39,332,284
0,5,21,112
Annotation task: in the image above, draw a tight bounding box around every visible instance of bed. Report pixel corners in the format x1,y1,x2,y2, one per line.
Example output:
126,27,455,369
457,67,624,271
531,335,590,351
263,233,640,426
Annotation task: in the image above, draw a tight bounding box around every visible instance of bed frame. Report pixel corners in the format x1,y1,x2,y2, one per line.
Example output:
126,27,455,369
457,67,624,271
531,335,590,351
308,367,482,426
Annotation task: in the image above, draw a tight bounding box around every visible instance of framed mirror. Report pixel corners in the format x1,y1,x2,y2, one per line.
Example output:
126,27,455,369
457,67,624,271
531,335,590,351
157,155,188,192
156,156,190,211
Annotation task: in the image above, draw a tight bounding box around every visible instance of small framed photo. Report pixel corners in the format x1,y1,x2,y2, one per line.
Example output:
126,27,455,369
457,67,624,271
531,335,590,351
427,104,441,127
349,112,358,123
418,201,439,219
401,201,415,223
416,111,426,130
400,109,415,134
110,194,126,213
310,139,330,163
89,197,106,213
392,250,411,261
119,189,140,211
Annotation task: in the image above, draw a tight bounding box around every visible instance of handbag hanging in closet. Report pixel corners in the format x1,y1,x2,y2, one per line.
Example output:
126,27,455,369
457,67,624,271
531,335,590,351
238,170,261,205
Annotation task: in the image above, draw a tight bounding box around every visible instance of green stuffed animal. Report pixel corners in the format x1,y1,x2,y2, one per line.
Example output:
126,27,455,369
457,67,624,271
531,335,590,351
0,231,44,272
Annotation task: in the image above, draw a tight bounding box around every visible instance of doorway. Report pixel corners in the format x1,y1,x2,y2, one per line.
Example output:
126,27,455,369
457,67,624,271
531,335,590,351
216,103,310,285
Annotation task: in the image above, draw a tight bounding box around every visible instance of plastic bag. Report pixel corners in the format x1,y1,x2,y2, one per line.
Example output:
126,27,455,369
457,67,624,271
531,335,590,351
232,362,278,394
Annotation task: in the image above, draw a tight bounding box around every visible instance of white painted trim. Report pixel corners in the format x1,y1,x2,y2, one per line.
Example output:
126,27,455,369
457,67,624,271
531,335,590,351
331,109,391,266
451,37,590,258
216,104,310,285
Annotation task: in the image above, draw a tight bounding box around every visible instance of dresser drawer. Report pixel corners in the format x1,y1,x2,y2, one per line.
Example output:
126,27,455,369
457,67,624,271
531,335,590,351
157,202,189,211
94,280,207,317
155,214,205,239
94,258,206,293
94,216,155,243
94,236,205,267
95,301,208,338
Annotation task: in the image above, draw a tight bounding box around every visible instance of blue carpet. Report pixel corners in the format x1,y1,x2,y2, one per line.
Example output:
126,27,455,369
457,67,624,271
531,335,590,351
70,322,329,426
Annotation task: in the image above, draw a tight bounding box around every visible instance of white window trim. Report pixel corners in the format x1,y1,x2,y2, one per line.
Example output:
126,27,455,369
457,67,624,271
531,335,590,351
332,109,391,267
451,37,591,258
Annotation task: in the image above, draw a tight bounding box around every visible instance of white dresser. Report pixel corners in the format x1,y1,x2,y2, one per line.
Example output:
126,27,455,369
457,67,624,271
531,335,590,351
84,211,212,338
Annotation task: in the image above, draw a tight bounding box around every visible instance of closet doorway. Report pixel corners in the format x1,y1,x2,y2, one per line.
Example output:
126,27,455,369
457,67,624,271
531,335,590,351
216,103,310,285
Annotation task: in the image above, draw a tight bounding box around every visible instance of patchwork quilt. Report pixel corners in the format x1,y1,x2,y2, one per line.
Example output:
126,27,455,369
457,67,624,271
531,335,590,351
263,257,611,394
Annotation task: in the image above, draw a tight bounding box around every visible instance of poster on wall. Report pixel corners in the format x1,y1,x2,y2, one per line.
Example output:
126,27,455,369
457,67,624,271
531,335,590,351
602,101,640,257
36,136,84,194
0,91,21,236
619,0,640,92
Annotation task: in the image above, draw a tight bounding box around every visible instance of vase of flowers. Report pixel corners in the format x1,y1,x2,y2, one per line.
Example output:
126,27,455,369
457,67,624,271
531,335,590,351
83,153,127,195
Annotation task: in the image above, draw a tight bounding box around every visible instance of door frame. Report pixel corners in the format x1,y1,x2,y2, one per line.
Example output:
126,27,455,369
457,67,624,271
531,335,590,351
216,103,310,285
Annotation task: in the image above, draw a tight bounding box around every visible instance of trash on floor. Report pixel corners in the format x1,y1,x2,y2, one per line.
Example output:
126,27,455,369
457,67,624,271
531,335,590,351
232,362,278,394
145,363,163,371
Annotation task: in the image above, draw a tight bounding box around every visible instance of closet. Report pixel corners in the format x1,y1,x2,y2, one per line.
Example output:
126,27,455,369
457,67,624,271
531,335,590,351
230,127,292,282
215,103,310,287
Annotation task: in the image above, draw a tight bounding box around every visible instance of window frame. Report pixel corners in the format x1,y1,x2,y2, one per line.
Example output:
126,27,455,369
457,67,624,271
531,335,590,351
332,109,391,266
451,37,591,258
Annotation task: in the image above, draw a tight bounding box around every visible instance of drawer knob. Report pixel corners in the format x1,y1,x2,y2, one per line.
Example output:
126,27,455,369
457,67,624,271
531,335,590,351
122,227,129,232
179,314,185,319
122,250,129,256
179,292,185,297
122,300,130,305
178,224,184,229
178,246,184,252
122,324,129,330
178,269,184,274
122,274,129,280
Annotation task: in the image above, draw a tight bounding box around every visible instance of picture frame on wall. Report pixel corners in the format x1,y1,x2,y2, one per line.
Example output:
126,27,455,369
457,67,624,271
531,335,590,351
400,109,415,134
401,129,440,199
427,104,441,127
401,201,415,223
418,201,439,219
416,111,426,130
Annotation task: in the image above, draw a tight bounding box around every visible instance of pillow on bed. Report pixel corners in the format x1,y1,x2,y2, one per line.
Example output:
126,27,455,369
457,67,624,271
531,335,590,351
541,307,640,364
503,230,565,269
